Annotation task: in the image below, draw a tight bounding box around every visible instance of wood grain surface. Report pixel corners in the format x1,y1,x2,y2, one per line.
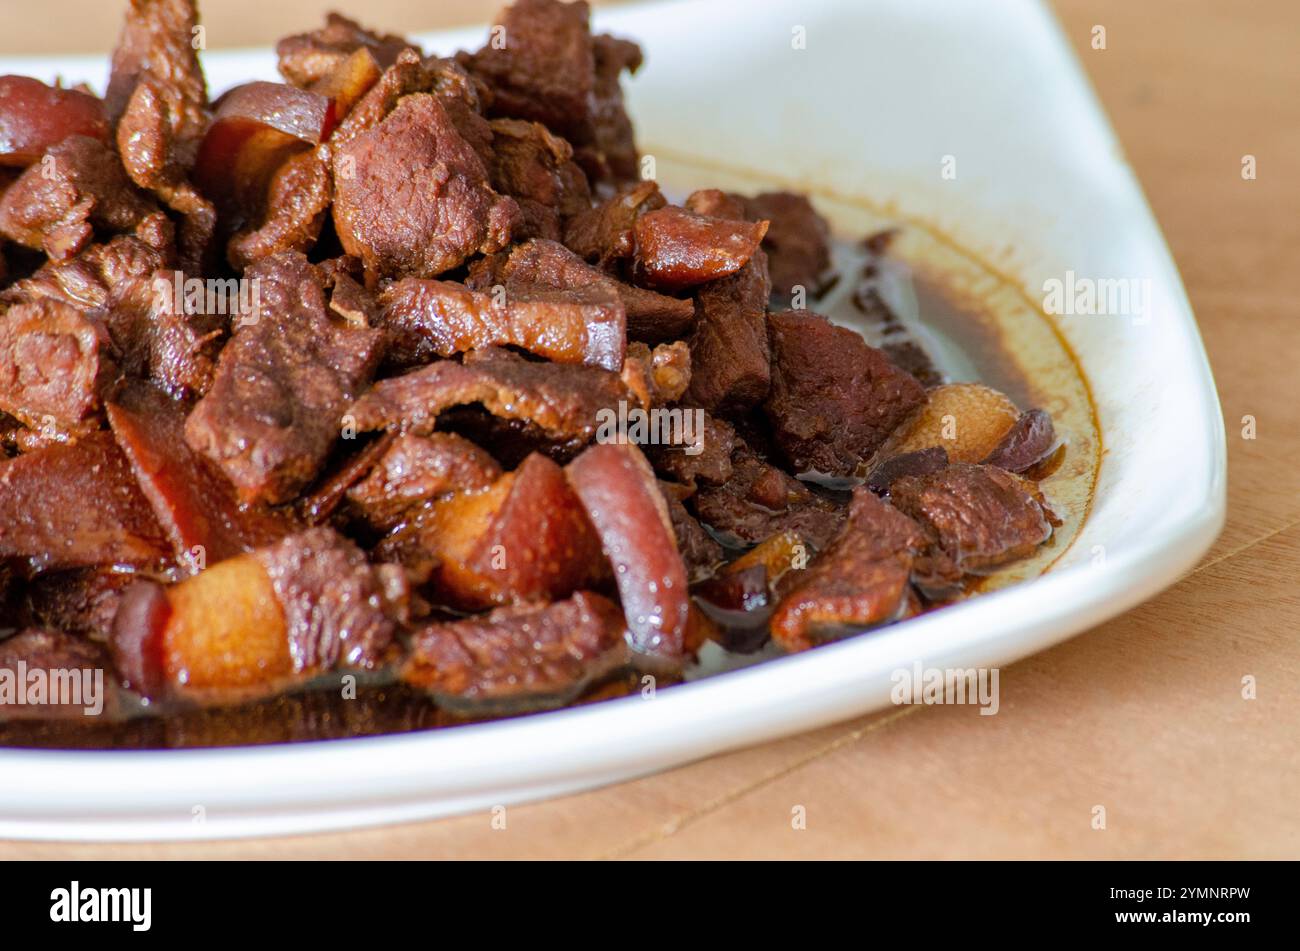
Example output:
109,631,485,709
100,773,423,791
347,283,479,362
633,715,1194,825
3,0,1297,859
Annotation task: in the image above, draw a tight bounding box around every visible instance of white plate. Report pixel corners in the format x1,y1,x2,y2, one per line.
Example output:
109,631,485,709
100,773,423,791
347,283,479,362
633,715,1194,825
0,0,1224,840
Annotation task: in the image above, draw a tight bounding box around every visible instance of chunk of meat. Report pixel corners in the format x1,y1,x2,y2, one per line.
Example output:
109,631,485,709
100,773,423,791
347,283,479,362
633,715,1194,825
110,526,405,702
566,442,691,670
0,135,156,260
620,340,691,409
108,0,215,272
401,591,629,714
583,33,642,184
0,297,116,430
0,76,109,168
107,383,298,568
276,13,415,88
890,463,1053,573
379,276,625,370
686,230,772,413
350,346,630,455
346,432,502,533
770,489,925,651
226,146,332,270
692,439,844,551
563,179,664,267
646,411,734,488
633,206,768,292
982,408,1058,473
378,452,606,610
0,432,169,576
764,310,926,475
0,629,121,721
740,191,834,300
472,237,693,342
865,446,949,497
487,117,590,241
332,93,519,284
20,569,138,642
184,252,386,505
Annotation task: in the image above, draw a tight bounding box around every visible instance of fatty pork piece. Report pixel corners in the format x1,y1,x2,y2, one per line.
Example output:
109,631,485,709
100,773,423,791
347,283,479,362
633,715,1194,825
764,309,926,476
109,527,407,703
632,205,769,292
332,92,519,284
108,383,298,567
349,346,630,455
107,0,216,272
0,629,124,721
889,463,1054,575
692,438,844,551
470,237,695,342
566,443,691,670
0,135,157,260
276,12,416,88
563,179,665,268
738,191,834,301
465,0,642,184
401,591,629,715
0,432,170,577
770,489,926,652
682,191,773,413
346,432,503,533
184,251,385,506
378,274,626,371
375,451,605,610
0,297,116,432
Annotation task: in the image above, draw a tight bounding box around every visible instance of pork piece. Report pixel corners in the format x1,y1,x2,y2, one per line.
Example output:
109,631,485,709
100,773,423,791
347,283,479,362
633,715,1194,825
332,93,519,284
764,310,926,476
3,230,220,399
0,297,116,430
110,526,405,702
739,191,834,300
646,412,734,488
620,340,691,409
890,463,1053,574
0,136,156,260
865,447,949,497
471,237,694,342
377,452,606,610
685,227,772,414
108,0,215,271
107,383,297,568
350,346,629,455
276,13,415,88
982,408,1057,473
563,180,665,268
566,443,691,670
693,439,844,551
21,569,138,642
226,146,332,271
487,118,591,241
346,432,503,533
401,591,629,714
584,33,643,183
770,489,925,652
184,252,386,506
0,76,110,168
0,432,169,576
0,629,121,721
379,276,625,371
662,489,723,582
633,206,768,292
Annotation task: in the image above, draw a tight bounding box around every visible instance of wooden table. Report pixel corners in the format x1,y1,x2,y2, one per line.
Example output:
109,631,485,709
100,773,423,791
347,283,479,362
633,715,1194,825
5,0,1298,859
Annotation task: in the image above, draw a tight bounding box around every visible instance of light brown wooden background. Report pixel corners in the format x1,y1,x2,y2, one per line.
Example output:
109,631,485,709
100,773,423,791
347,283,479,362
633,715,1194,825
3,0,1298,859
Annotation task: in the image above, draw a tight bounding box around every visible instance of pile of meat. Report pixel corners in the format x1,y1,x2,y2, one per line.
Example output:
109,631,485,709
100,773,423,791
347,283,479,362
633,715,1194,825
0,0,1062,726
